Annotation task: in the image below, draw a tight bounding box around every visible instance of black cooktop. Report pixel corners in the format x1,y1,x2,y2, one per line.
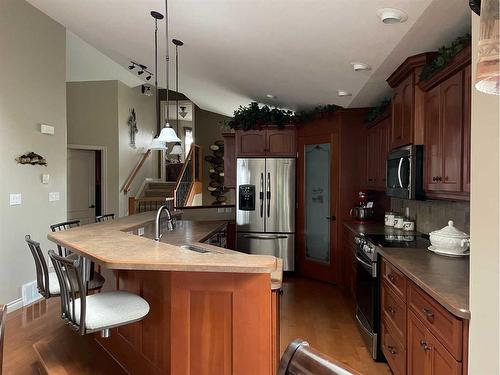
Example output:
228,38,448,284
366,234,431,249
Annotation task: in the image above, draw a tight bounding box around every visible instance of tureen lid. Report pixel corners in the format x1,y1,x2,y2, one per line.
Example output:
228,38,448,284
430,220,469,239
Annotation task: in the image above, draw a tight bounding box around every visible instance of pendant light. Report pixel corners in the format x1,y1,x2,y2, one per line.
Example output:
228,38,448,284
475,0,500,95
156,0,181,143
150,137,168,150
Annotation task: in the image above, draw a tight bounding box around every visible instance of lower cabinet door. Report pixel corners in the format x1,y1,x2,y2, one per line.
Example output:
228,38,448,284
381,319,406,375
408,311,462,375
408,311,429,375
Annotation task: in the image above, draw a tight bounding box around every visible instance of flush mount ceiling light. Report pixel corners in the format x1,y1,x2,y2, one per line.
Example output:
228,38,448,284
266,94,277,99
179,106,188,118
376,8,408,24
351,62,371,72
337,90,352,97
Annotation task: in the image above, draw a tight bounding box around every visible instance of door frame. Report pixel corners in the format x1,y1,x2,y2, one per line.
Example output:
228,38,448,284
67,144,108,216
296,133,340,284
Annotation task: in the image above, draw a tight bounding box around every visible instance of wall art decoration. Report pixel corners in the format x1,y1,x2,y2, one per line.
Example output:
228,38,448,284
16,152,47,166
127,108,138,148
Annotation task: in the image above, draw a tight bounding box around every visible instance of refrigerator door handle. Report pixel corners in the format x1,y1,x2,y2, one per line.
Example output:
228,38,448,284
259,172,264,218
267,172,271,218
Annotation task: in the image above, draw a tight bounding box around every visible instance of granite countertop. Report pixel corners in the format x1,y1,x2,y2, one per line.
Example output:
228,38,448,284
47,212,280,276
344,222,470,320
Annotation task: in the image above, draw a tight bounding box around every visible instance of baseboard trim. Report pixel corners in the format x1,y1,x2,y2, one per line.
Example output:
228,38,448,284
6,297,23,312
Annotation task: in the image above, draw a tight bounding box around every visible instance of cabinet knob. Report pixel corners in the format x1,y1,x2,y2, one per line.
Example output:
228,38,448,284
387,345,397,355
387,306,396,315
420,340,432,351
437,176,443,182
422,307,434,321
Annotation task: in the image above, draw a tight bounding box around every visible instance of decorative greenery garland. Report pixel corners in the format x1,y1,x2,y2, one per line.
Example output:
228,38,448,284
228,102,341,130
420,33,471,81
365,98,391,124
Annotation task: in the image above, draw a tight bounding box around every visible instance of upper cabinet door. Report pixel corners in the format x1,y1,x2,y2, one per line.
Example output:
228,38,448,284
424,85,442,192
235,130,267,156
378,118,390,189
462,65,471,193
366,126,377,187
391,74,414,149
266,128,297,157
439,71,463,192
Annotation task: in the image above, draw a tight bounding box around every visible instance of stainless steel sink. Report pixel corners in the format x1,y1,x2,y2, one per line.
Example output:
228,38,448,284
180,244,212,253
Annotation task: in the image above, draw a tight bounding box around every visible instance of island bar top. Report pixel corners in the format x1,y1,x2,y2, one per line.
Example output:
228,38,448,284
47,211,279,274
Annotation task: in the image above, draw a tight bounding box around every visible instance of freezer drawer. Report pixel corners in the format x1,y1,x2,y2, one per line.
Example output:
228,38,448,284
236,232,295,271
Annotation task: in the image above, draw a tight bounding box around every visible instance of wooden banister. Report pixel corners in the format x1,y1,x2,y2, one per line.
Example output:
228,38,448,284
173,144,202,207
122,149,152,194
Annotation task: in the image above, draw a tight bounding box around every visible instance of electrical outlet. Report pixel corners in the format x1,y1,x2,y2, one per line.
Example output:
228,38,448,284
48,192,60,202
9,193,22,206
138,227,145,236
41,174,50,184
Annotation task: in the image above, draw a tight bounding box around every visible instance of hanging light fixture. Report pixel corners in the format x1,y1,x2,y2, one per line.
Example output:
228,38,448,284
156,0,181,143
475,0,500,95
173,39,184,137
150,137,168,150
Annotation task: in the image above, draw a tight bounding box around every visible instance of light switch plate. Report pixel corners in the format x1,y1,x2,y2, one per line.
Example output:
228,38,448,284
48,192,60,202
138,227,145,236
41,174,50,184
10,193,22,206
40,124,55,135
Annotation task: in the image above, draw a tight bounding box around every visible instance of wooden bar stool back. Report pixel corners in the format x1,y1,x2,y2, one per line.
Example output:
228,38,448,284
96,213,115,222
49,250,149,338
277,339,361,375
50,220,80,256
0,305,6,375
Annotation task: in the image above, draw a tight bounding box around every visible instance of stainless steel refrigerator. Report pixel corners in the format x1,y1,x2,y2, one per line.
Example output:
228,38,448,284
236,158,295,271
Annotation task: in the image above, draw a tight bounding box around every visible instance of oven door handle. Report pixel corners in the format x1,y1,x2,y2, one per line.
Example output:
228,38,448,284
355,253,377,277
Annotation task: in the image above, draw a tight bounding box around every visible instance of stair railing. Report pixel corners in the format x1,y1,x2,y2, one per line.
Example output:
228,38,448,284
174,144,202,208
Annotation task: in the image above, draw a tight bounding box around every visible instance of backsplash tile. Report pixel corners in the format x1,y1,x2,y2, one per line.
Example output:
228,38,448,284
390,198,470,234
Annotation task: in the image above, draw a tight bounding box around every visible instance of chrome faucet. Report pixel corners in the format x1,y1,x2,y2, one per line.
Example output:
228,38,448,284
154,205,175,241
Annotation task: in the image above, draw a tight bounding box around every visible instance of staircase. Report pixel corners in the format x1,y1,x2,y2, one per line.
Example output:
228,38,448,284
143,181,176,197
128,180,175,215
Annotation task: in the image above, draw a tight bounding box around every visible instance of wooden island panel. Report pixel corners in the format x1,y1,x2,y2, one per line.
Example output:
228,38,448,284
97,270,273,375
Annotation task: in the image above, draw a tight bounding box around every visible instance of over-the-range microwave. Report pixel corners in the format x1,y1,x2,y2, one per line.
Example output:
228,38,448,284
386,145,424,200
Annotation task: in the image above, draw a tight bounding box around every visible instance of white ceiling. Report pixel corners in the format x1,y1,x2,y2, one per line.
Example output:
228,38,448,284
27,0,471,116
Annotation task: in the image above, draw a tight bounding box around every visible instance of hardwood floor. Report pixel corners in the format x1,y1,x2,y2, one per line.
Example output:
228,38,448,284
280,276,391,375
3,277,389,374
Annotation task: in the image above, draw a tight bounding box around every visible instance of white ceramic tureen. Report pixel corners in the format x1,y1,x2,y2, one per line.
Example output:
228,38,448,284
429,220,470,255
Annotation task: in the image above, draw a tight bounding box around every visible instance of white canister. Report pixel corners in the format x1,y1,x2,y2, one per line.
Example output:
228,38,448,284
393,215,404,229
385,212,395,227
403,220,415,231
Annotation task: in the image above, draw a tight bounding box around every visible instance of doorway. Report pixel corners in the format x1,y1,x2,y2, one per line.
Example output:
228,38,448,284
296,133,339,283
67,145,106,225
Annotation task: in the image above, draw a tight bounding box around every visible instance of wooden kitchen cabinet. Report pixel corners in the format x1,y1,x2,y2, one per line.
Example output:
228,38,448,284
381,257,468,375
408,311,462,375
366,115,390,190
420,46,471,200
222,133,236,188
235,127,296,157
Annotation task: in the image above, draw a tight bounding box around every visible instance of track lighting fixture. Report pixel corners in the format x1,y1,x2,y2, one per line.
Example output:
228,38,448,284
138,70,144,75
128,61,153,80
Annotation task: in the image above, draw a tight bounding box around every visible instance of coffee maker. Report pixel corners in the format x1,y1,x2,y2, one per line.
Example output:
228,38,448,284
350,190,374,224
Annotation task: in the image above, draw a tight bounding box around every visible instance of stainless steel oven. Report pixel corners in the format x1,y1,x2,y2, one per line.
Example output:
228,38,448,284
354,235,382,361
386,145,424,200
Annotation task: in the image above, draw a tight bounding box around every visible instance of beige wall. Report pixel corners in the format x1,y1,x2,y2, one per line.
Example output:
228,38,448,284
194,107,231,205
117,82,157,216
67,81,120,215
0,0,67,303
469,13,500,375
67,81,158,217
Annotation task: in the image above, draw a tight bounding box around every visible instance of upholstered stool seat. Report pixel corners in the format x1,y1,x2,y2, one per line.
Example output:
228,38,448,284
73,291,150,331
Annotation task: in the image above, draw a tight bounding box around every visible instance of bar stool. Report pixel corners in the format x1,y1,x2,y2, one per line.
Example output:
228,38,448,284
96,213,115,222
25,235,105,299
278,339,360,375
0,305,6,375
48,250,149,338
50,220,80,257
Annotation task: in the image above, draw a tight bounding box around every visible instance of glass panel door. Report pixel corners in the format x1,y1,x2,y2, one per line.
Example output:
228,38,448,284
304,143,331,263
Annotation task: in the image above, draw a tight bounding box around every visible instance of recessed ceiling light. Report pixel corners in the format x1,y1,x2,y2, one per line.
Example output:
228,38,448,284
376,8,408,24
351,62,371,72
266,94,277,99
337,90,352,97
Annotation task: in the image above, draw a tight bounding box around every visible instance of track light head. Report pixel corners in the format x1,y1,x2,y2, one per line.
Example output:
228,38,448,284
128,64,135,70
137,70,144,75
146,75,152,81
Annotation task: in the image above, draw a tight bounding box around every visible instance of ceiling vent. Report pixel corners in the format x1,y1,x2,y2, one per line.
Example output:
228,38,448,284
376,8,408,24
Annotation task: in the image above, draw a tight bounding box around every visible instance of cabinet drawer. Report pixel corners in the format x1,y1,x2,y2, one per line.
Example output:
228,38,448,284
381,258,407,301
381,318,406,375
381,281,406,346
408,283,463,360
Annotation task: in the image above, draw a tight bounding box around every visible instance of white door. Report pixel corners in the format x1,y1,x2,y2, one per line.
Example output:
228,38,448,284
67,149,95,225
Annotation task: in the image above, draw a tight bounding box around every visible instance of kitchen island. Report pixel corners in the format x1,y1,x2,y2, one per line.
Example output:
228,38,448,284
48,212,282,375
